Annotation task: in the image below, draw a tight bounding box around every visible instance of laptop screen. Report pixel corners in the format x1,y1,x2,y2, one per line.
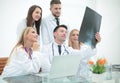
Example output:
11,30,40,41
49,55,81,79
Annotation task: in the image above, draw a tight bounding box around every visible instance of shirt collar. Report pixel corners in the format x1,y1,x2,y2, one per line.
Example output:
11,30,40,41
50,14,60,21
53,41,65,47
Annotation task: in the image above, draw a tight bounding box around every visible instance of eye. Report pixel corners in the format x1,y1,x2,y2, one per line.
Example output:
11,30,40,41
36,11,40,14
72,34,75,36
32,31,35,33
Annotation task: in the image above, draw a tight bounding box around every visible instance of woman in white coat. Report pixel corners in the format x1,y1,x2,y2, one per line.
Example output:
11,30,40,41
68,29,101,81
17,5,42,50
17,5,42,38
2,27,50,77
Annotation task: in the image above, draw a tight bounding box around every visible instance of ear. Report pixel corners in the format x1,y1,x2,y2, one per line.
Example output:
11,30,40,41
50,7,52,11
53,32,57,38
53,32,56,36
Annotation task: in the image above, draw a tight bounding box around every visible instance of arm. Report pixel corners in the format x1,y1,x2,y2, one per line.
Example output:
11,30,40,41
69,45,97,61
39,55,51,73
2,48,40,77
15,50,41,74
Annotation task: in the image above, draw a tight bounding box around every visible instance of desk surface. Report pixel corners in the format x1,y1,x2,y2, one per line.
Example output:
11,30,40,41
0,74,42,83
0,72,120,83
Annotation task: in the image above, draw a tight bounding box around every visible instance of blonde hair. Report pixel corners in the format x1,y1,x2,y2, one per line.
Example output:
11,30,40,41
7,27,36,64
68,29,80,47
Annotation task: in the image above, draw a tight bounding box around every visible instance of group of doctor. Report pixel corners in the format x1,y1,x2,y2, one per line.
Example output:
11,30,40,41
1,0,101,81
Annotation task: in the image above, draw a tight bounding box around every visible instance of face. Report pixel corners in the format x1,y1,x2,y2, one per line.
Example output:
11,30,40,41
50,4,61,17
54,27,67,42
26,28,38,43
70,30,79,44
32,7,42,21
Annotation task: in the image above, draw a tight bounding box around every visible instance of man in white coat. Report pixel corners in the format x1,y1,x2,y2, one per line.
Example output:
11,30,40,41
41,0,69,45
41,24,101,81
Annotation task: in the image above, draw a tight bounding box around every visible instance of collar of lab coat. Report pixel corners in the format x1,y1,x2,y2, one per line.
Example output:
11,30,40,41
53,41,66,47
49,14,60,21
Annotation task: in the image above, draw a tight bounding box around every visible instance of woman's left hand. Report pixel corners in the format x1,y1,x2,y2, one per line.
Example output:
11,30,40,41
33,42,39,51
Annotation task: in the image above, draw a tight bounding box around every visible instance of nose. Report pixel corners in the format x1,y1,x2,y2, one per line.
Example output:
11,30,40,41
35,33,38,38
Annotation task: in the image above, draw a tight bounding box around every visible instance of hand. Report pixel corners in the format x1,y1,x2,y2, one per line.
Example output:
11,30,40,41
95,32,101,43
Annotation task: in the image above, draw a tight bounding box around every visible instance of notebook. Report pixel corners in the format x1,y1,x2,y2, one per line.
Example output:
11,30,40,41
48,55,81,79
78,6,102,48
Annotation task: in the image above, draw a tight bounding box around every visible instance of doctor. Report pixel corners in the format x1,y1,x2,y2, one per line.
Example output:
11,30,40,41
41,25,70,63
2,27,50,77
41,25,101,63
41,25,101,81
41,0,69,45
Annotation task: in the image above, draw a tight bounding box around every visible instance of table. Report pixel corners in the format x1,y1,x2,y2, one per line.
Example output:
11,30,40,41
0,74,42,83
92,71,120,83
0,72,120,83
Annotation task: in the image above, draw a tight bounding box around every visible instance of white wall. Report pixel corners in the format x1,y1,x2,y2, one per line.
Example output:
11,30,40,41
0,0,120,64
96,0,120,64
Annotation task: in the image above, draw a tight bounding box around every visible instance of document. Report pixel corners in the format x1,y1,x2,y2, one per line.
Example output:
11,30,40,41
78,6,102,48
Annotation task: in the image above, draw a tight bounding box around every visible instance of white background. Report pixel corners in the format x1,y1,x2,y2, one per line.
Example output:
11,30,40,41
0,0,120,64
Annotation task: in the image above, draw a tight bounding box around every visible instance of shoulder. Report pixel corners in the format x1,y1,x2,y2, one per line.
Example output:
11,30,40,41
40,43,52,52
42,14,53,21
9,45,26,61
12,45,24,54
17,19,26,26
16,45,24,51
17,19,27,33
43,43,52,48
12,46,25,58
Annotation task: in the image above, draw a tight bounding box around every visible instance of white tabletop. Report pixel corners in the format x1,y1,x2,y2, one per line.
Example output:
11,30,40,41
0,72,119,83
0,76,7,83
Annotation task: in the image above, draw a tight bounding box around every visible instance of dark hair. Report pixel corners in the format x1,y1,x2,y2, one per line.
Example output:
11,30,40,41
50,0,61,6
53,25,68,32
26,5,42,35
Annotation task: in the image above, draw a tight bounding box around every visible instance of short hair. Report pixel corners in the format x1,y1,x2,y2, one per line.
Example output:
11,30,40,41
50,0,61,6
53,25,68,32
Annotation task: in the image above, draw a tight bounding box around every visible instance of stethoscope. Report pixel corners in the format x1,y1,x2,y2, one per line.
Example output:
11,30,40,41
49,43,69,63
51,43,69,56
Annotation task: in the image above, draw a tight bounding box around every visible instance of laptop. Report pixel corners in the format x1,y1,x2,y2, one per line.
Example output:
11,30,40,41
48,55,81,79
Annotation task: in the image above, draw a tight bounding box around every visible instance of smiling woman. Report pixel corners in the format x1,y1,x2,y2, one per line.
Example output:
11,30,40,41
1,27,50,77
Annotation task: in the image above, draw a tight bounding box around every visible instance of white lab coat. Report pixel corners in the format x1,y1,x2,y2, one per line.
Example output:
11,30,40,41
16,19,40,44
41,14,70,45
41,42,96,80
41,42,96,63
77,45,97,81
16,19,27,39
40,42,70,63
2,45,51,77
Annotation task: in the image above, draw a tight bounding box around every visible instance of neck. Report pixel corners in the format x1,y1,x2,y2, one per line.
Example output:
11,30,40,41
55,39,64,45
24,42,32,48
24,41,33,51
72,42,80,50
24,42,33,59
